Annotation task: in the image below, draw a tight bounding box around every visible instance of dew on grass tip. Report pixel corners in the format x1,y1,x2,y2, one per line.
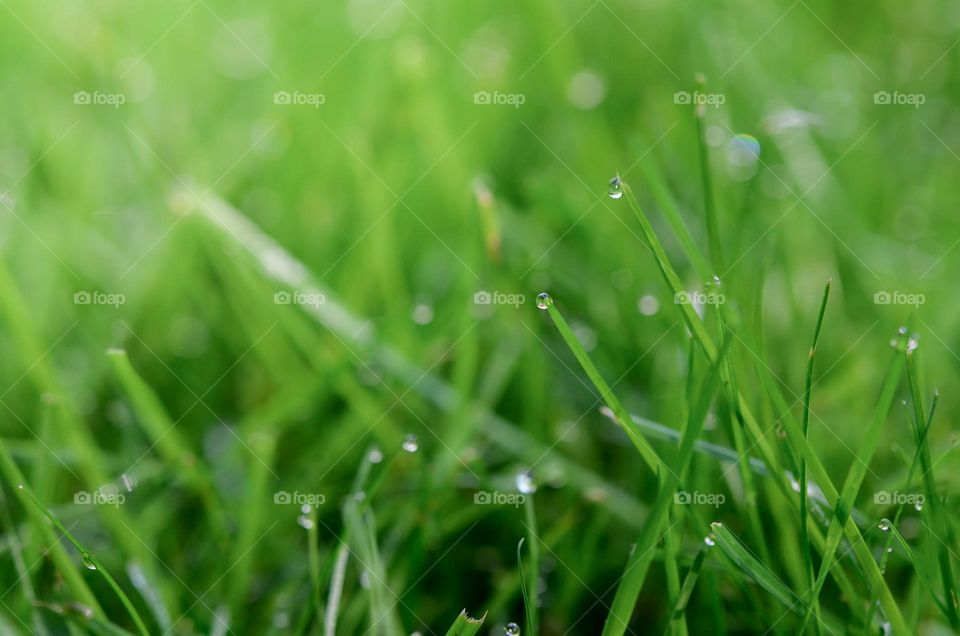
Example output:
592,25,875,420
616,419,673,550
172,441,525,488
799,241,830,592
535,292,553,310
368,448,384,464
704,534,716,547
607,175,623,199
878,519,891,532
505,622,521,636
515,470,537,495
81,553,97,570
297,514,314,530
402,434,419,453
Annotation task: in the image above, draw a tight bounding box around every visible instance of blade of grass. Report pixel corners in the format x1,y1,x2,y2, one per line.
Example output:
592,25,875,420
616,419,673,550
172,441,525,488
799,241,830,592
520,499,539,636
662,507,688,636
799,351,901,633
17,482,150,636
599,341,728,636
539,294,664,473
904,345,960,628
443,610,485,636
797,279,830,634
884,519,950,618
666,543,709,636
694,96,723,273
324,542,350,636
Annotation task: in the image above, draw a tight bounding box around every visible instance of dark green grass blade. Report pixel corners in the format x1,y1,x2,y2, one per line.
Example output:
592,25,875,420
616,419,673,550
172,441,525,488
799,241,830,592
443,610,486,636
599,344,728,636
798,279,830,634
905,346,960,628
666,543,708,635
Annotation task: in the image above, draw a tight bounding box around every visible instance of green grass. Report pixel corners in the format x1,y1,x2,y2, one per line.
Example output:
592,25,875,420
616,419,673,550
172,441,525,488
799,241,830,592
2,0,960,633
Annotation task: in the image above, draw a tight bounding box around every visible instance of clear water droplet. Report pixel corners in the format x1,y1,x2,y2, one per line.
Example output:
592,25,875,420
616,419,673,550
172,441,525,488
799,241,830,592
300,503,312,514
914,501,923,511
898,326,908,335
878,518,891,532
297,514,314,529
354,491,366,503
704,535,716,547
607,175,623,199
505,622,521,636
907,335,919,352
515,470,537,495
81,553,97,570
368,448,384,464
535,292,553,310
402,434,419,453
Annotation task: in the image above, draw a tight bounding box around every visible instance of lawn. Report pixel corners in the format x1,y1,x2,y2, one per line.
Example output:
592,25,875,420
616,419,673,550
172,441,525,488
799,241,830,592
1,0,959,634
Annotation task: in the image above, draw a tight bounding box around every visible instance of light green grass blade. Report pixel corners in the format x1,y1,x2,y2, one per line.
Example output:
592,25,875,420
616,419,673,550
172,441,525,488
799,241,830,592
666,543,709,635
443,610,485,636
539,295,663,472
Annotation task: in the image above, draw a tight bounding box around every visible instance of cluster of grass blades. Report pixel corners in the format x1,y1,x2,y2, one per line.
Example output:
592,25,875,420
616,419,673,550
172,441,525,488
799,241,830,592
530,162,959,634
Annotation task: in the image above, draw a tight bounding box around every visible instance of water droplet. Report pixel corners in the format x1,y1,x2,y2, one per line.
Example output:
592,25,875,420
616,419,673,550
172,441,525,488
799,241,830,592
515,470,537,495
300,503,312,514
607,175,623,199
907,335,919,352
704,535,716,547
878,519,891,532
535,292,553,310
886,546,893,553
776,426,787,439
402,434,419,453
81,553,97,570
297,514,314,529
368,448,384,464
898,326,908,335
914,501,924,512
16,483,23,490
411,304,434,325
121,473,136,492
505,623,521,636
354,491,366,503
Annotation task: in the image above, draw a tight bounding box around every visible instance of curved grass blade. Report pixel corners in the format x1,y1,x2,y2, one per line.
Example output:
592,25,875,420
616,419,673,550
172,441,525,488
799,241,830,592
798,279,830,633
17,483,150,636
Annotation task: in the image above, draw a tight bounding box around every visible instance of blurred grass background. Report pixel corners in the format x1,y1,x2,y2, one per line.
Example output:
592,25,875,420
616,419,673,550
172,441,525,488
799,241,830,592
2,0,960,633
